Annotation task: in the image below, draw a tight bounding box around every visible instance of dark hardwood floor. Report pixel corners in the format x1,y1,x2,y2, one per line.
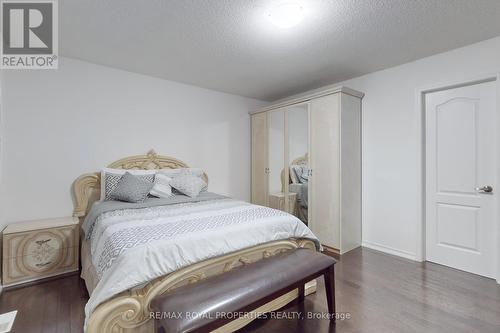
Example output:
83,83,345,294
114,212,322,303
1,247,499,333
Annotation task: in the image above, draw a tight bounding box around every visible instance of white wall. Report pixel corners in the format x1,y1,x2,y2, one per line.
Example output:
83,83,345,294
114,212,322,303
334,36,500,259
0,57,265,228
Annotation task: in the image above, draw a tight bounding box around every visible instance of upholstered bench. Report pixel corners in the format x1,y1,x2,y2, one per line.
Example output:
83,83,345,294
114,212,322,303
151,248,337,333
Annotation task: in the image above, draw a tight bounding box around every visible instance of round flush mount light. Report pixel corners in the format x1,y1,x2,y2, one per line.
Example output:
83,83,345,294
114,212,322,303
268,2,304,29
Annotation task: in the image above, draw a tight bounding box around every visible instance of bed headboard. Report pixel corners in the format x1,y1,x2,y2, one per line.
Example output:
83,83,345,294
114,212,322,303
72,150,208,219
290,154,308,167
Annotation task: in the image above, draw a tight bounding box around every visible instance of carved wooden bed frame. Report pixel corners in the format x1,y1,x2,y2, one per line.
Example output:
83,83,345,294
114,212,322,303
72,150,317,333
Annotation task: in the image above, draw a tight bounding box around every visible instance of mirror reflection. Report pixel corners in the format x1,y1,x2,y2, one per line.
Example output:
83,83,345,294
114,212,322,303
286,105,309,225
267,109,286,213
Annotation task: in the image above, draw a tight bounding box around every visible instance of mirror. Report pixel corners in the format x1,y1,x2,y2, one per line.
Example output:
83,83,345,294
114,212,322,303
286,104,309,225
267,109,286,212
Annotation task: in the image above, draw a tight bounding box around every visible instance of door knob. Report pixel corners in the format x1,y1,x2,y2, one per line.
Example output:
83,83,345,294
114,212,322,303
475,185,493,193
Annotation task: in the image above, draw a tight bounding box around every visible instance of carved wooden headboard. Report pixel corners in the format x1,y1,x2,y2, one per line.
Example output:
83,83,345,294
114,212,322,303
72,150,208,219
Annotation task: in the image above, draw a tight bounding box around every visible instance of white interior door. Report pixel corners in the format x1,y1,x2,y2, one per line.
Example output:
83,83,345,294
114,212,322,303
425,80,497,278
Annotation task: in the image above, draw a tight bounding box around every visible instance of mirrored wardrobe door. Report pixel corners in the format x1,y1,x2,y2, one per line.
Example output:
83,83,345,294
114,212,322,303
286,104,310,225
267,108,287,213
251,112,268,206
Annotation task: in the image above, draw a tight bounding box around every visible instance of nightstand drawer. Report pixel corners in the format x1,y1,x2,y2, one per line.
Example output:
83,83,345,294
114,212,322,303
3,225,78,260
2,217,80,288
2,246,78,286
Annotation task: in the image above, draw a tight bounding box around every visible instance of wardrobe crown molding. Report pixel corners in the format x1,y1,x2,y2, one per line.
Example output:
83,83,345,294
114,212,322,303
250,85,364,114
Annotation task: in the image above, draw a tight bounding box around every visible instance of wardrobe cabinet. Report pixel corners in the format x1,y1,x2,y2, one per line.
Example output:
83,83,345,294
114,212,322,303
250,86,363,254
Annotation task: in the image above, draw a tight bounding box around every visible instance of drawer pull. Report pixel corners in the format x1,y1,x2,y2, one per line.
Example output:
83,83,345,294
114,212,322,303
35,261,52,267
35,239,52,245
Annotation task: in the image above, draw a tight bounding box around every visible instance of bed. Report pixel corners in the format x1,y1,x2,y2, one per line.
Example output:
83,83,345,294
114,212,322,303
73,150,320,333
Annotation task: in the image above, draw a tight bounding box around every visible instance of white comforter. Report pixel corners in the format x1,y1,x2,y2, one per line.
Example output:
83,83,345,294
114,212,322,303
84,196,319,330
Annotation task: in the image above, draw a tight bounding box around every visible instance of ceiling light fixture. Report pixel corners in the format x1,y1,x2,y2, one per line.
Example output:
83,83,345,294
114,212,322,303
268,2,304,29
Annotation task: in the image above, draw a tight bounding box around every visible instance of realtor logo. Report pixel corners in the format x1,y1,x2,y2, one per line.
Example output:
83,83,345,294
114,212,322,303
1,0,58,69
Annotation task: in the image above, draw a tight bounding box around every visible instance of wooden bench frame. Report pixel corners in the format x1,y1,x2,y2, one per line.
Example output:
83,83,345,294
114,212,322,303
158,263,336,333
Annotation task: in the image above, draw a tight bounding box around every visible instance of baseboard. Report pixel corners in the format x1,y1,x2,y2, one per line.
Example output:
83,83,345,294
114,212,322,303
2,270,79,291
321,244,340,254
362,240,417,261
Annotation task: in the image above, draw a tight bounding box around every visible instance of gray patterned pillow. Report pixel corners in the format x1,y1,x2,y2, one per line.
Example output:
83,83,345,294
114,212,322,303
108,172,154,203
292,165,309,184
103,171,155,200
170,174,207,198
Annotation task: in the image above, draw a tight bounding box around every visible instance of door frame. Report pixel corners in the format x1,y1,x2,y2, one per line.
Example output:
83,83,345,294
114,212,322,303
415,73,500,283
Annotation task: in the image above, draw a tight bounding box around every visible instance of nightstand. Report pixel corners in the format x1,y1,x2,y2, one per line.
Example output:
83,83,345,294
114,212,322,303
268,192,298,215
2,216,79,288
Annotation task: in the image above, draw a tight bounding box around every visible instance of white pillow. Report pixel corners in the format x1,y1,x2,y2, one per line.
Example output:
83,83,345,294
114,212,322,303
158,168,207,191
170,174,207,198
100,168,156,201
158,168,204,178
149,174,173,198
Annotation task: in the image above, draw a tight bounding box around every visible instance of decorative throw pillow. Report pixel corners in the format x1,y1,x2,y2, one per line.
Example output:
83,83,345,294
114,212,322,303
169,174,207,198
158,168,208,191
149,174,173,198
108,172,154,203
101,168,156,200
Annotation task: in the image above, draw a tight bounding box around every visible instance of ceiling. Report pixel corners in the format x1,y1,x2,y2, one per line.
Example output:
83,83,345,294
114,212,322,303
60,0,500,101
